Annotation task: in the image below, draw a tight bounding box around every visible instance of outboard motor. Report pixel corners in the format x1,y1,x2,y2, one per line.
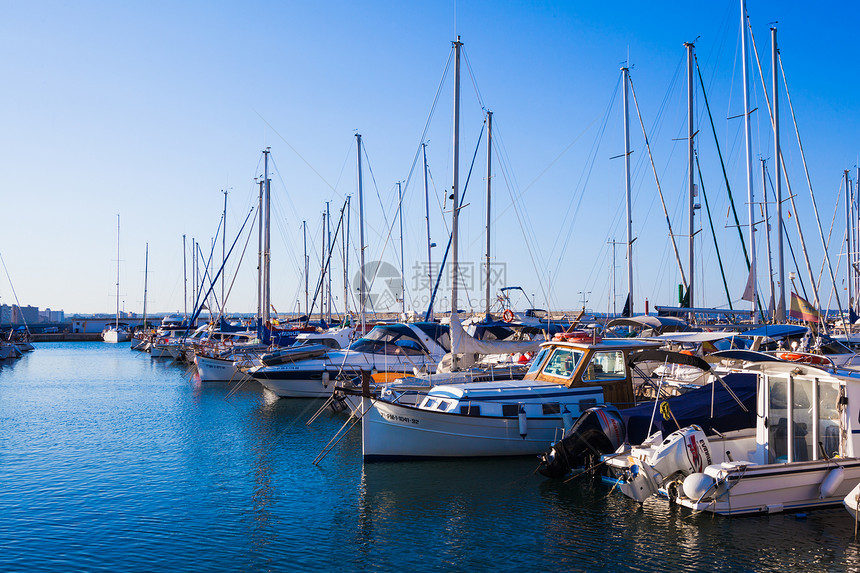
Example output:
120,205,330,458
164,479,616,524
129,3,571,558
617,425,713,503
538,406,625,479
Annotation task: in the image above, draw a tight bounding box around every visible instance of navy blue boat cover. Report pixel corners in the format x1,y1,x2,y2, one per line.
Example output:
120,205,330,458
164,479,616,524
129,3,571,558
622,372,758,444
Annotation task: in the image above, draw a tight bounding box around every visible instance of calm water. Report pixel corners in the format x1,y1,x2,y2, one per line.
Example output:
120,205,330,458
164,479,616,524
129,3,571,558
2,343,860,572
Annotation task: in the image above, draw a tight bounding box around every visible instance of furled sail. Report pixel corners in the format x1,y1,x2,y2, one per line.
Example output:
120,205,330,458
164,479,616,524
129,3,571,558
449,311,542,355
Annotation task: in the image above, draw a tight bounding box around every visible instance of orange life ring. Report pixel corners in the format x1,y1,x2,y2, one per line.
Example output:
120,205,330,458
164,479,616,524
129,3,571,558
553,331,602,343
503,309,515,322
778,352,828,365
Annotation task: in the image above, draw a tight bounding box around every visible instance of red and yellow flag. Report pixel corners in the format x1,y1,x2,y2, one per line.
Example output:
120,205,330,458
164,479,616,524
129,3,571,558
789,292,821,323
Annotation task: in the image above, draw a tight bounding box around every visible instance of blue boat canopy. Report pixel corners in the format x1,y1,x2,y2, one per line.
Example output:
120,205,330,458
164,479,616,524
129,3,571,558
741,324,808,338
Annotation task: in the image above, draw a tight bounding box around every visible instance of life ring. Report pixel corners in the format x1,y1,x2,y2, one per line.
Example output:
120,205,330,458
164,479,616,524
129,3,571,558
778,352,828,365
503,309,515,322
553,331,602,343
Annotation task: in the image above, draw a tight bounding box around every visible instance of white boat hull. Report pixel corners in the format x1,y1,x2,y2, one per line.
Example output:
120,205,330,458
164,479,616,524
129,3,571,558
678,459,860,516
362,399,566,460
103,329,132,343
149,344,174,358
195,354,247,382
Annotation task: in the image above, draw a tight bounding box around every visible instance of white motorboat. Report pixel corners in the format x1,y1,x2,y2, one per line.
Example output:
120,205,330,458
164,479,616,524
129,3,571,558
605,360,860,516
193,331,265,381
360,338,659,461
250,322,450,398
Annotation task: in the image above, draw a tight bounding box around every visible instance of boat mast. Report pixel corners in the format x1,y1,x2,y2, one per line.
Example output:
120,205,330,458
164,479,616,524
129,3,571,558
622,65,633,316
422,142,433,321
263,148,271,326
257,178,263,320
222,189,227,316
321,209,326,322
762,159,775,319
192,237,197,313
397,181,406,318
848,172,860,316
451,37,462,370
143,242,148,333
303,220,309,317
685,42,695,310
115,214,121,329
485,110,493,322
357,133,367,333
848,170,853,318
182,234,187,322
772,26,785,321
326,200,332,324
344,195,351,322
741,0,757,323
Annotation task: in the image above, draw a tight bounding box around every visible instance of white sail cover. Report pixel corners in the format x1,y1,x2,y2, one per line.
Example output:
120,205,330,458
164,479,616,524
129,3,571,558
449,312,542,355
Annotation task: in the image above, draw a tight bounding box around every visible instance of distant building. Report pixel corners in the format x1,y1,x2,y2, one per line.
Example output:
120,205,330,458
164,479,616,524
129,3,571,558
0,304,11,324
12,305,39,325
41,308,65,323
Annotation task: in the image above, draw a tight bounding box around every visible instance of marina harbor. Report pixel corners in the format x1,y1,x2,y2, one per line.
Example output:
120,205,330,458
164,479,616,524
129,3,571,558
3,1,860,571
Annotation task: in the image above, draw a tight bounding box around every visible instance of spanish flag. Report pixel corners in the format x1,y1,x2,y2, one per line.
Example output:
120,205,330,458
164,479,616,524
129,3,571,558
789,292,821,323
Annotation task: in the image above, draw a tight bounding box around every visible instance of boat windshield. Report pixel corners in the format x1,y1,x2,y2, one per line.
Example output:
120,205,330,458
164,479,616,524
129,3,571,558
541,347,584,380
526,347,551,376
349,325,428,356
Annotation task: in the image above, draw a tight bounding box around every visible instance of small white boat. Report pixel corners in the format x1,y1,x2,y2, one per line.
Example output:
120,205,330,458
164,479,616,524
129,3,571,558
605,360,860,516
102,324,132,343
360,338,659,461
103,215,130,344
251,323,450,398
194,331,264,381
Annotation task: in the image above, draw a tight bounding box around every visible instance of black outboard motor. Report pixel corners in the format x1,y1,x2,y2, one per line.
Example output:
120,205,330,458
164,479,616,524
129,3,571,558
538,406,626,479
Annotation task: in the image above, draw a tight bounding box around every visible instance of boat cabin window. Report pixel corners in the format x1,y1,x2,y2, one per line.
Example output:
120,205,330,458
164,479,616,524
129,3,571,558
349,326,428,356
767,375,841,463
581,351,626,382
414,323,451,352
502,404,520,417
318,338,341,349
541,348,584,380
526,348,551,376
459,404,481,416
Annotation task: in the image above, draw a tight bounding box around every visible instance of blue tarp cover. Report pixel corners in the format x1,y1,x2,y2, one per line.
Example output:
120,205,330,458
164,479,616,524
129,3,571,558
623,372,758,444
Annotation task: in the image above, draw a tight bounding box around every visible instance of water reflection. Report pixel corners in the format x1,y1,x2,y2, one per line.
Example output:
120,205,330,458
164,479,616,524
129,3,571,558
4,343,860,572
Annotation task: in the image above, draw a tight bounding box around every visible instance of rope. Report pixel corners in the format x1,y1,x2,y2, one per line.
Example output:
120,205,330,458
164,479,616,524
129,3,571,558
696,151,733,309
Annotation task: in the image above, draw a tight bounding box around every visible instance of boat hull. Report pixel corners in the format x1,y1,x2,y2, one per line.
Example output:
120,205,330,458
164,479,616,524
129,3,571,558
103,329,132,343
195,354,246,382
361,399,566,461
678,459,860,516
149,344,174,358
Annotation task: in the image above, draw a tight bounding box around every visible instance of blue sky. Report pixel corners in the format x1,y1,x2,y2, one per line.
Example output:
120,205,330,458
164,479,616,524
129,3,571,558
1,1,858,316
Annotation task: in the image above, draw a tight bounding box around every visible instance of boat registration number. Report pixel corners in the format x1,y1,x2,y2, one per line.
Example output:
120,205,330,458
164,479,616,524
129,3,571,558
380,411,419,425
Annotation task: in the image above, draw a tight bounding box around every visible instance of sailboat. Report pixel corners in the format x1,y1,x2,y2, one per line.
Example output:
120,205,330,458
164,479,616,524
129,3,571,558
102,214,132,343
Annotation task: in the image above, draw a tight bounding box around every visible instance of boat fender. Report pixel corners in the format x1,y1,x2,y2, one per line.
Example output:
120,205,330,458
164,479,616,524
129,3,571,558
562,406,573,435
518,405,527,439
322,370,330,387
820,466,845,499
682,472,716,502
